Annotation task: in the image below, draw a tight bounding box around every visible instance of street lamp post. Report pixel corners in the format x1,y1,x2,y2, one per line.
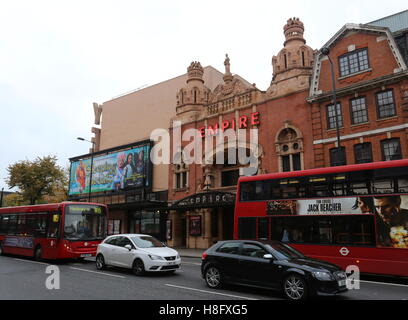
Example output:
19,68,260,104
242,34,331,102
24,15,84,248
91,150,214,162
320,47,344,166
0,188,4,208
77,137,95,202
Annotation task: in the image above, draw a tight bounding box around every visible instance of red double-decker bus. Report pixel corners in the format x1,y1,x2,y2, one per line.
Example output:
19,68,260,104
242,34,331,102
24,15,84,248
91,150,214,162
235,160,408,277
0,202,107,260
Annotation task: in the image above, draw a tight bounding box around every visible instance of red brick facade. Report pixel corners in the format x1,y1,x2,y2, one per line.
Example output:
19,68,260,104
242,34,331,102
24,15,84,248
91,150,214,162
167,20,408,249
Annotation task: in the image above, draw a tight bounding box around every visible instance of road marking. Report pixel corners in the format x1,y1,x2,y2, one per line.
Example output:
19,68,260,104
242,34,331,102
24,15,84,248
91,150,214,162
358,280,408,288
165,284,259,300
69,267,126,279
13,258,50,266
182,262,201,266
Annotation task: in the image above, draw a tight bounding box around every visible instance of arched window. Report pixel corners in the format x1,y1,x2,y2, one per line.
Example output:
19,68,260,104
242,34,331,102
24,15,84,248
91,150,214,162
173,151,189,190
275,126,304,172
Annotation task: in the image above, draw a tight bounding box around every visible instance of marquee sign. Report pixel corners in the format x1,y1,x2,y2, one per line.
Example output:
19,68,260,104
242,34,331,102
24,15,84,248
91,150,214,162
171,192,236,209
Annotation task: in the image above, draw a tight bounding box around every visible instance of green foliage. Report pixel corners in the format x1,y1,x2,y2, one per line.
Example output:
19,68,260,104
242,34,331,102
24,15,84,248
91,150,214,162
6,156,68,205
3,193,27,207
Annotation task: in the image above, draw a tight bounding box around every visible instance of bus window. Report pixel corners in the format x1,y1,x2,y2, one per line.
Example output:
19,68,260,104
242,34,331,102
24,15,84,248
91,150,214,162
240,182,256,201
347,170,371,195
332,174,347,196
47,212,60,238
397,177,408,193
0,215,6,235
372,178,394,194
258,218,269,240
351,215,375,246
238,217,256,239
312,217,333,244
7,215,17,235
307,176,332,198
333,216,351,245
348,181,370,195
271,217,313,244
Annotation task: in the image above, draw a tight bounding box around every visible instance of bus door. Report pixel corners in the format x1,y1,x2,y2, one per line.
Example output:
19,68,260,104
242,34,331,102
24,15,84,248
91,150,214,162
42,212,61,259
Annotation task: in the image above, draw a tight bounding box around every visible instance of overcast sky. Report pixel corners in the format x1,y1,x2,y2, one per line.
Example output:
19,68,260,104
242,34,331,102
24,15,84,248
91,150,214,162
1,0,407,191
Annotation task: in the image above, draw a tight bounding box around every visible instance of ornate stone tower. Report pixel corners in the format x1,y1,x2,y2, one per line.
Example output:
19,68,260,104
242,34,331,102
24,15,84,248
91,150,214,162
267,17,316,98
175,61,211,122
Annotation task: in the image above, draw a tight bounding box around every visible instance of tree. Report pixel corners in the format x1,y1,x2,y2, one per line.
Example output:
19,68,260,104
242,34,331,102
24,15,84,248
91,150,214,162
3,193,27,207
6,156,68,205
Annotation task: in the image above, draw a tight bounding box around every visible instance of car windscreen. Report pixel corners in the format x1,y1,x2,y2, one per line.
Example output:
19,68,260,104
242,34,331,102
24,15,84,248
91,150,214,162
130,236,165,248
265,243,305,260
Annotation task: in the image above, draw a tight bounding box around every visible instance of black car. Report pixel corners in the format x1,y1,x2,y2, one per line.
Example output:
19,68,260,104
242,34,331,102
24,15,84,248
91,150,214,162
201,240,348,300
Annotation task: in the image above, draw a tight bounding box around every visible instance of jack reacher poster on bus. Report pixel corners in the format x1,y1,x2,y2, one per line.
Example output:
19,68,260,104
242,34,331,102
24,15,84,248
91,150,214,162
266,195,408,249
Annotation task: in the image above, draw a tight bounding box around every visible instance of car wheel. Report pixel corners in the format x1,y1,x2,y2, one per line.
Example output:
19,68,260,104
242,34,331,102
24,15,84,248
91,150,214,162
0,242,3,256
132,259,145,276
96,254,106,270
34,246,42,261
283,274,308,300
204,266,222,289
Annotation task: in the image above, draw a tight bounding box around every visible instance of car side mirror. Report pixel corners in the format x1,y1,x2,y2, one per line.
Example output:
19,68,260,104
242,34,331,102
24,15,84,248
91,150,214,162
263,254,274,260
125,244,132,251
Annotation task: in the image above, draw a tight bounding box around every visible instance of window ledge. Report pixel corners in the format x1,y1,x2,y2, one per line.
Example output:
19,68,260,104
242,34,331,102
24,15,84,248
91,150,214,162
338,68,372,80
376,115,398,122
350,122,370,128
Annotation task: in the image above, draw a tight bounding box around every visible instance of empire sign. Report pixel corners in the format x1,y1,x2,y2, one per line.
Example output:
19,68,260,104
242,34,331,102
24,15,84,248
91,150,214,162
171,192,236,209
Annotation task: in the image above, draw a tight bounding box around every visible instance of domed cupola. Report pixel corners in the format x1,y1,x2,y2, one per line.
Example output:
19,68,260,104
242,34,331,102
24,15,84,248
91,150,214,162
176,61,210,120
267,17,316,98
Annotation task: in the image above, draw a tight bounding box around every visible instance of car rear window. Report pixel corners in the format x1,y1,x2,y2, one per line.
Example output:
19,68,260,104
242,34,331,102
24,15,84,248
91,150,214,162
216,242,241,255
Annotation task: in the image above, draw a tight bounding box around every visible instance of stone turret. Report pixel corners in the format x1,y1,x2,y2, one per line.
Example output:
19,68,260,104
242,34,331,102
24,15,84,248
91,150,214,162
176,61,210,121
267,17,316,98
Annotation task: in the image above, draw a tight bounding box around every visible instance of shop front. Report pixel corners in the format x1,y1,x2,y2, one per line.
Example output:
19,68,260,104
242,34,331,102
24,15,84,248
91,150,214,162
167,191,236,249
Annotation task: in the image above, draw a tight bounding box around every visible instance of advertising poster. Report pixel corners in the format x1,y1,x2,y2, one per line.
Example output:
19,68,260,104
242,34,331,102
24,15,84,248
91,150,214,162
69,144,151,195
189,216,202,236
267,195,408,249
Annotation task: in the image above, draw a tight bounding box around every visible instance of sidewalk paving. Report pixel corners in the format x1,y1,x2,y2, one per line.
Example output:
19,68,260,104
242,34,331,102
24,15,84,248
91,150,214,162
174,248,205,259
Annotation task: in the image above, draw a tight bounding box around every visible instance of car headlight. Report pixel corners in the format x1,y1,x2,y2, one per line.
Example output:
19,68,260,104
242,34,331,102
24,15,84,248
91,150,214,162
148,254,163,261
176,254,180,260
312,271,334,281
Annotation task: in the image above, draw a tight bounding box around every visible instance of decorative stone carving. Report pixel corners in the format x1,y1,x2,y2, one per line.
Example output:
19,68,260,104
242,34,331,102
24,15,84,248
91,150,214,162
93,103,103,125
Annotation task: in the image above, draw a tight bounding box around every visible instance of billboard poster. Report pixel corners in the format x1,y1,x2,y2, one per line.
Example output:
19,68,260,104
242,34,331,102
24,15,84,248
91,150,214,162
189,216,202,236
69,144,151,196
267,195,408,249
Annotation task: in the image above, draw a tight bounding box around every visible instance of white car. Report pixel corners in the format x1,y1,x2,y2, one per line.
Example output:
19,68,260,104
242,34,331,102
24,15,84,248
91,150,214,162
95,234,181,275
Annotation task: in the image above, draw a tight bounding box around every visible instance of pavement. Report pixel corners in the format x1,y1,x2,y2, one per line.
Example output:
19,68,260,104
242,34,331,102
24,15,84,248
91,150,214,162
174,248,205,258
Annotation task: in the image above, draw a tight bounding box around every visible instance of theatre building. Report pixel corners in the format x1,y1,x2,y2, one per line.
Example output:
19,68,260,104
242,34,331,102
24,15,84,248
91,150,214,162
166,18,317,249
166,12,408,249
68,67,226,240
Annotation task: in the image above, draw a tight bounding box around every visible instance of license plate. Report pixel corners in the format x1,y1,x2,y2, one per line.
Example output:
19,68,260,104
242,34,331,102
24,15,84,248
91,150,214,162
80,254,92,258
167,261,176,265
338,280,346,287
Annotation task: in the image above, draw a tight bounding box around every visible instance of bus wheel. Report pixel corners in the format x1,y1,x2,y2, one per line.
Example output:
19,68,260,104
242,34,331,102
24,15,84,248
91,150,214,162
34,246,42,261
